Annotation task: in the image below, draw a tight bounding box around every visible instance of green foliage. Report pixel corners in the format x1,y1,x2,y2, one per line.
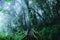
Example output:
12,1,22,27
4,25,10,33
33,24,60,40
14,30,28,40
5,0,12,2
0,30,28,40
0,33,11,40
2,10,10,14
0,8,3,11
0,0,60,40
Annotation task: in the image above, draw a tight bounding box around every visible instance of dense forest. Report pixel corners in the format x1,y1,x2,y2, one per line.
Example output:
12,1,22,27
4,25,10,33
0,0,60,40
